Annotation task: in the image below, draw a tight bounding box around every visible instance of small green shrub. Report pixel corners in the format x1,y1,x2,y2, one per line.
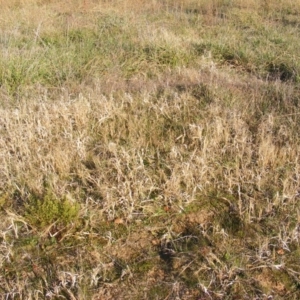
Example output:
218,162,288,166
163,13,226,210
143,44,190,68
24,190,80,230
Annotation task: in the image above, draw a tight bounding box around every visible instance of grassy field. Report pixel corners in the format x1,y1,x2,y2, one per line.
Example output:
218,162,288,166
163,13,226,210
0,0,300,298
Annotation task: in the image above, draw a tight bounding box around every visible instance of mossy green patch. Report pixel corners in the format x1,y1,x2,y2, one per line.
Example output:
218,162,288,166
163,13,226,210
24,189,80,230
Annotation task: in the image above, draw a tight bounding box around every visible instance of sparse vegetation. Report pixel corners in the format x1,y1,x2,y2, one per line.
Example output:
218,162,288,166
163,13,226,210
0,0,300,299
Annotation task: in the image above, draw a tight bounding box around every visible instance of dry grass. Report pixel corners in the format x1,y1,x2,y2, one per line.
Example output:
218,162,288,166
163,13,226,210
1,0,300,299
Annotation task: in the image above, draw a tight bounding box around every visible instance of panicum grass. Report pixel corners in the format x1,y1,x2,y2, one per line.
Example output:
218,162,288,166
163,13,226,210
1,0,300,298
